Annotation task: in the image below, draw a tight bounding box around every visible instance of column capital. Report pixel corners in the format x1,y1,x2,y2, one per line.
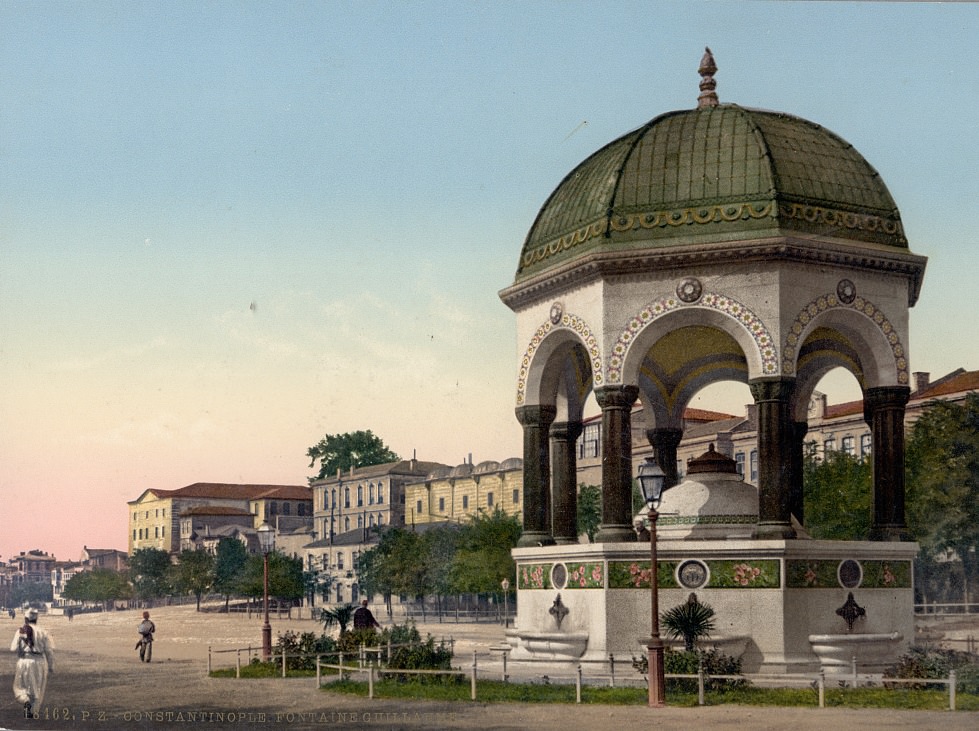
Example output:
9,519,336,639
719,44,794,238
515,404,557,427
594,384,639,410
748,376,795,403
550,420,584,441
863,385,911,421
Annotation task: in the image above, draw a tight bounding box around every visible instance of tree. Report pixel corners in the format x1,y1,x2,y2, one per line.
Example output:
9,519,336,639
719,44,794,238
802,446,872,540
9,581,53,608
62,568,131,610
906,394,979,605
449,508,519,596
577,484,602,542
320,604,355,636
306,430,399,482
129,548,173,603
239,552,304,606
213,537,248,611
174,549,215,611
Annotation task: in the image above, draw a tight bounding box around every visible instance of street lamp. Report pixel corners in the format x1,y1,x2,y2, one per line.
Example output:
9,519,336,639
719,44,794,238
501,578,510,628
257,521,276,661
637,457,667,708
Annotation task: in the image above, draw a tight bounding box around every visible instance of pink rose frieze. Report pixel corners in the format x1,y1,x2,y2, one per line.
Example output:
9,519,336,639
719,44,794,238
733,562,763,586
567,562,604,589
882,565,896,586
520,564,548,590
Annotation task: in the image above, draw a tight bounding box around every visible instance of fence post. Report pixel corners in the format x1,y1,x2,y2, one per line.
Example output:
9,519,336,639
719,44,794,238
368,666,374,700
387,638,392,664
698,653,705,706
236,649,241,679
359,643,365,669
316,656,321,688
207,646,212,675
471,650,477,701
339,652,344,682
851,656,857,687
502,650,508,683
576,665,582,704
282,649,287,678
818,670,825,708
949,669,957,711
608,653,615,688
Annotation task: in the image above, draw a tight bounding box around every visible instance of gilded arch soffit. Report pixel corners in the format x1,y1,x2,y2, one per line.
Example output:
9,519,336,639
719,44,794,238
781,291,908,386
607,291,778,385
516,310,602,406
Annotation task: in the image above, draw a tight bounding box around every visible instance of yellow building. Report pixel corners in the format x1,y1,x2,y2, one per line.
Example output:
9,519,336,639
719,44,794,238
127,482,311,555
404,458,523,525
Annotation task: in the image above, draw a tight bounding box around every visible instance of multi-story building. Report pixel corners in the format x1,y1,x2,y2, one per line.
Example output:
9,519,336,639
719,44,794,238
309,459,448,541
404,458,523,525
127,482,311,554
79,546,128,572
6,550,57,585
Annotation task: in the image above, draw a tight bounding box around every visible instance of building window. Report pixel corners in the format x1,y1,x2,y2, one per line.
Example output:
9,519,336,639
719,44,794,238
749,450,758,483
344,517,350,532
369,514,375,527
842,436,856,456
344,487,350,508
154,527,159,538
735,452,745,478
162,526,165,537
860,433,872,457
824,437,836,454
133,530,137,540
513,489,520,505
462,495,469,509
377,513,384,525
331,488,337,508
337,553,344,570
578,423,601,459
487,492,494,507
357,486,363,507
438,497,445,513
378,484,384,504
369,484,375,504
416,499,423,515
676,459,684,480
357,515,363,528
283,502,290,516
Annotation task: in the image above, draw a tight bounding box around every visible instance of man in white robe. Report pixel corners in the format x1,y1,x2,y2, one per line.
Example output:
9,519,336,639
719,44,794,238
10,607,55,718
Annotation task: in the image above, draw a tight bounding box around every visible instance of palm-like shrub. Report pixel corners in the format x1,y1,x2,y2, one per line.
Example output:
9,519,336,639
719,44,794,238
320,604,355,635
662,593,716,651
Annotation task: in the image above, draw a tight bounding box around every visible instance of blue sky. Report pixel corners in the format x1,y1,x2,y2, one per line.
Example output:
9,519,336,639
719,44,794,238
2,1,977,560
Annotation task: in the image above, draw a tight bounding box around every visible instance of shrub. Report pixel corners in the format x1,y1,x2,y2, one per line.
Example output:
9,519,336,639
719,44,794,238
376,621,455,684
274,630,337,671
632,647,745,692
886,645,979,691
661,593,716,651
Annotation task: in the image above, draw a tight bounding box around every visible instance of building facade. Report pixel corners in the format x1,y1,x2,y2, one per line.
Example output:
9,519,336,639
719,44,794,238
404,458,524,525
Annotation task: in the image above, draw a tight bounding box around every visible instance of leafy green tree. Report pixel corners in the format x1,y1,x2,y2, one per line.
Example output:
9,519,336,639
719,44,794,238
576,484,602,542
62,568,131,609
239,552,304,606
213,537,248,611
449,508,519,596
129,547,173,603
906,394,979,604
422,524,461,619
306,430,399,482
9,581,53,608
174,549,215,611
802,446,872,540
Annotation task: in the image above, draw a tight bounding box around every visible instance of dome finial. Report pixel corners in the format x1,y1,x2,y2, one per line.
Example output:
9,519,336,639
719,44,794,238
698,47,719,108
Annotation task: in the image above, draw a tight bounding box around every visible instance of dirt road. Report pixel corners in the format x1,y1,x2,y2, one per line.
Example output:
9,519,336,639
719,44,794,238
1,606,976,730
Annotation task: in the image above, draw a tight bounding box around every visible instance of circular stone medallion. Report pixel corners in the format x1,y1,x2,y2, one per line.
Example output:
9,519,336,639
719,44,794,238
838,559,862,589
549,301,564,324
550,563,568,590
837,279,857,304
677,559,709,589
676,278,703,303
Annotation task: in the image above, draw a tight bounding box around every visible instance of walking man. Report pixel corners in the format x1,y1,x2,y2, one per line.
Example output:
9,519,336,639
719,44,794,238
10,607,55,718
352,598,381,631
136,611,155,662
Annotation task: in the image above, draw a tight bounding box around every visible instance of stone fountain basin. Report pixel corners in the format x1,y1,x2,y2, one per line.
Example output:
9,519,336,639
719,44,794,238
808,632,903,674
505,630,589,660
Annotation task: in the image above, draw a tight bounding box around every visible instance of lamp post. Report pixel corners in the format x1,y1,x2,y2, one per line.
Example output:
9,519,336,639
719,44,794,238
637,457,666,708
257,521,275,662
501,578,510,628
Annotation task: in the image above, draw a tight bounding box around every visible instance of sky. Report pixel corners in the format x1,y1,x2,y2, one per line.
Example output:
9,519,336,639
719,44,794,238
2,1,978,562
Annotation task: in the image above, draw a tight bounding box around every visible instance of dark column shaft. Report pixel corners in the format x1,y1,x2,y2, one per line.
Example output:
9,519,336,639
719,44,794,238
864,386,911,541
595,385,639,542
790,421,809,526
550,421,584,544
515,405,557,547
750,377,797,539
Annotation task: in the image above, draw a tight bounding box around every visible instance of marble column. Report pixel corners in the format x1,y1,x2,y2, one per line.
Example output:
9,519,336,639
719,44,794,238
750,377,797,539
864,386,911,541
790,421,809,526
550,420,584,544
594,385,639,543
646,428,684,490
515,404,557,547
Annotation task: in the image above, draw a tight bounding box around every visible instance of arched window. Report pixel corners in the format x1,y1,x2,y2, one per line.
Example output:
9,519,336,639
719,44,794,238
344,487,350,508
369,484,375,504
283,502,291,515
377,483,384,504
344,517,350,532
357,485,364,507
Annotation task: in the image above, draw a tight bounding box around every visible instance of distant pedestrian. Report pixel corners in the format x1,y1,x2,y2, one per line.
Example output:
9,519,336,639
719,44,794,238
10,608,54,718
65,608,73,622
136,611,155,662
352,598,381,631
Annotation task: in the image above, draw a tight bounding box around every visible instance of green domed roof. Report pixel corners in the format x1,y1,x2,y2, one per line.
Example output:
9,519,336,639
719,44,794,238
516,98,906,283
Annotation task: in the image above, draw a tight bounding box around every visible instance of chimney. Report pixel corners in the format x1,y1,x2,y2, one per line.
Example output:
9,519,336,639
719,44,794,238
913,372,930,393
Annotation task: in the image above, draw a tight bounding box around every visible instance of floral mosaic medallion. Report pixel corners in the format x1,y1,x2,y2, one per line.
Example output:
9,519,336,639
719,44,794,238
707,560,780,588
786,560,911,589
608,560,678,589
518,563,552,590
564,562,605,589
